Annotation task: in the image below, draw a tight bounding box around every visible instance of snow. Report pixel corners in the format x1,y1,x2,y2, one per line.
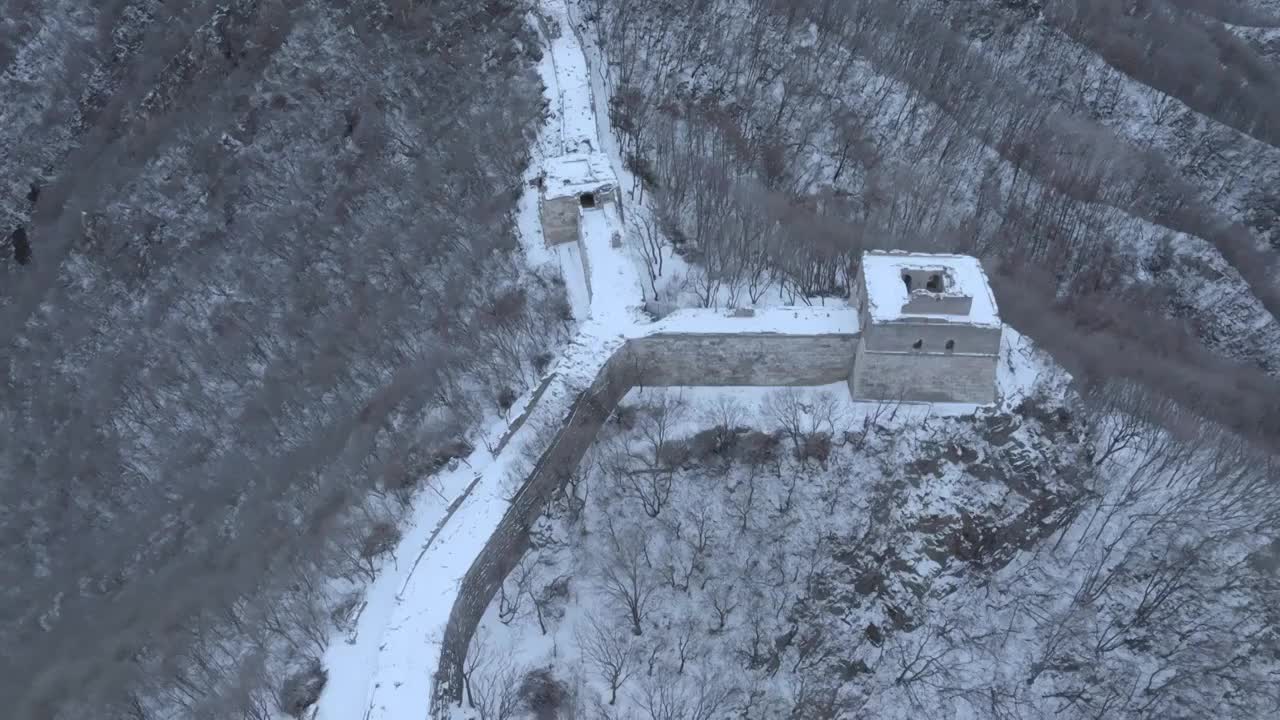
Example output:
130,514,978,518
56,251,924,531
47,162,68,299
578,204,646,328
312,330,625,720
553,242,591,320
536,0,599,155
997,326,1067,406
644,305,859,336
460,363,1081,720
311,388,532,720
543,152,617,200
862,250,1001,328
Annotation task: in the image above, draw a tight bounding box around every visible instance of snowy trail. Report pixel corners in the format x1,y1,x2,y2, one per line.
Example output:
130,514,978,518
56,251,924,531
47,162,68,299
539,0,599,154
554,242,591,318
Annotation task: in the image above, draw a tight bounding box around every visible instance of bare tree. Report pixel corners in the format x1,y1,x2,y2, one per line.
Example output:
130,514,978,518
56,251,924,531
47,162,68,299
889,616,959,705
610,393,687,517
633,210,669,302
576,611,639,706
727,462,762,533
469,652,523,720
599,515,660,636
706,576,739,635
762,388,844,456
498,555,535,626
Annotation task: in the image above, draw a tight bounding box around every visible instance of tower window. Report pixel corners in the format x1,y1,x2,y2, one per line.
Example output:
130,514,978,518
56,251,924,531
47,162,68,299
912,339,923,350
945,339,955,351
926,273,944,292
902,272,913,292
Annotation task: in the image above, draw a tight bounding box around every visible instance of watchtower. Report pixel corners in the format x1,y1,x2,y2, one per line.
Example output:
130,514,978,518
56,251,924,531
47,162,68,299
850,251,1002,404
539,152,620,247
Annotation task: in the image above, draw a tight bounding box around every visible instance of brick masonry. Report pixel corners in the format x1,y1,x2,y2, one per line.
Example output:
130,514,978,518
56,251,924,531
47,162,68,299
860,320,1001,355
852,339,998,404
432,350,635,710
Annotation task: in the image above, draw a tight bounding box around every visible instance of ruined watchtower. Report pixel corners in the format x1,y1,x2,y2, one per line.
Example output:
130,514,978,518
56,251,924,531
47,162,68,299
539,152,619,247
850,251,1001,404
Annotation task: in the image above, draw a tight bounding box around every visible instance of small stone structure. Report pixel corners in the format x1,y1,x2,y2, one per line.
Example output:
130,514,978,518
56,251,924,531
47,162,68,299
850,251,1001,404
539,152,620,247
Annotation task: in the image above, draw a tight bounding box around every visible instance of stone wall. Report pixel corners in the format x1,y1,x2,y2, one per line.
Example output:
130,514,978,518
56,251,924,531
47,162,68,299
851,340,998,404
576,214,593,300
901,293,973,316
863,320,1001,355
626,333,858,386
540,195,579,246
431,350,636,709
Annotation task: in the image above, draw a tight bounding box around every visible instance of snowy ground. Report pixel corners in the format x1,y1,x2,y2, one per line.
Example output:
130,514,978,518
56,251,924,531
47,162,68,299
470,373,1278,718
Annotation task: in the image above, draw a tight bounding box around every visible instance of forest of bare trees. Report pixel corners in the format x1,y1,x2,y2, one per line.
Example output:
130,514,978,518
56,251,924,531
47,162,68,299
587,0,1280,444
1,1,566,718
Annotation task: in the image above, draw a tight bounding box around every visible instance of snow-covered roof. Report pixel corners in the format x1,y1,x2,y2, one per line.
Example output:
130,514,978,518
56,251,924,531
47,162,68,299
645,306,859,336
861,251,1000,328
543,152,616,200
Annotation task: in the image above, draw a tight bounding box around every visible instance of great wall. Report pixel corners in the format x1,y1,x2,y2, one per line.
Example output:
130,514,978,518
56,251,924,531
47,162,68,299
309,3,1008,718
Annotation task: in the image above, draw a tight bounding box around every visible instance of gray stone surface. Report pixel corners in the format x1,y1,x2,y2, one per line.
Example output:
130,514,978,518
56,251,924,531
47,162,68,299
540,195,579,246
901,293,973,316
433,350,634,710
431,332,856,714
852,340,998,404
862,321,1001,355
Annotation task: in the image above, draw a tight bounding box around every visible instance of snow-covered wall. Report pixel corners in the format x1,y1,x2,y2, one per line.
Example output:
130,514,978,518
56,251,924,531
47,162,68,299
540,195,581,246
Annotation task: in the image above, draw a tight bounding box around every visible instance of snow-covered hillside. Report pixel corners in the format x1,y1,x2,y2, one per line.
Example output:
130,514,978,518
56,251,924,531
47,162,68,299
6,2,1280,719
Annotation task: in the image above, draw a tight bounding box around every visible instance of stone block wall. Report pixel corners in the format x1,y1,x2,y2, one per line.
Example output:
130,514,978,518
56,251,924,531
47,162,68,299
863,320,1001,355
577,217,593,300
540,195,579,246
626,333,858,386
901,293,973,316
430,327,999,715
851,340,998,404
